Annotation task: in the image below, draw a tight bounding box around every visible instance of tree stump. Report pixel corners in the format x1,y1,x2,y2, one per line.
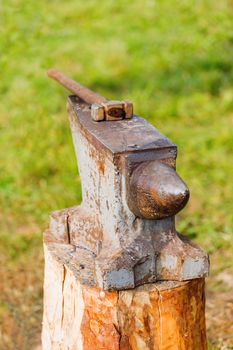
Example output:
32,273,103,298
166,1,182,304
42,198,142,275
42,243,207,350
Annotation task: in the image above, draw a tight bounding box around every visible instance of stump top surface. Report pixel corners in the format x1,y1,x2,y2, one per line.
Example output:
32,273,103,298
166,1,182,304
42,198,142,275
68,96,176,156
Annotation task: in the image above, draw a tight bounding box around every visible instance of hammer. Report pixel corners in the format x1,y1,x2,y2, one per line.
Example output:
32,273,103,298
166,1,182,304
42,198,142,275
47,69,133,121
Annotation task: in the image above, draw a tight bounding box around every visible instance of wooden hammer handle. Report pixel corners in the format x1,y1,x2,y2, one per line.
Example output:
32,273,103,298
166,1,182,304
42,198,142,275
47,68,107,105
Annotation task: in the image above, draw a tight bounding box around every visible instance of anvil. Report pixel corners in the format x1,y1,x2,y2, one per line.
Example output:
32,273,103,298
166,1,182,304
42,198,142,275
45,71,209,291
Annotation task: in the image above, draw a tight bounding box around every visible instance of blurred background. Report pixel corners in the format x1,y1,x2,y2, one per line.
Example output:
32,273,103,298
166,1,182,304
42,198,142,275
0,0,232,349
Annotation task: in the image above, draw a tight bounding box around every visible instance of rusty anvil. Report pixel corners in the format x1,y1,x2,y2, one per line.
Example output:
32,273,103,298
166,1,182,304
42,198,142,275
46,70,209,290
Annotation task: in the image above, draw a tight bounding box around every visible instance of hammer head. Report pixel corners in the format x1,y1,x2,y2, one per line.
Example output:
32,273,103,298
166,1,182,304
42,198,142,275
91,100,133,121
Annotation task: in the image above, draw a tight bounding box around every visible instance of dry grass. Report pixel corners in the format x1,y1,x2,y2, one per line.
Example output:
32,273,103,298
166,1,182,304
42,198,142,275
0,232,43,350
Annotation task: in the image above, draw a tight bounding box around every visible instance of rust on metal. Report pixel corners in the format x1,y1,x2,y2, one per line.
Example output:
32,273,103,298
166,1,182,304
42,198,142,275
68,96,176,157
127,160,190,219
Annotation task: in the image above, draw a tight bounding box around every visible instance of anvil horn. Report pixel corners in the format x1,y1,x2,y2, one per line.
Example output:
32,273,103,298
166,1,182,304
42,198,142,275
127,161,190,219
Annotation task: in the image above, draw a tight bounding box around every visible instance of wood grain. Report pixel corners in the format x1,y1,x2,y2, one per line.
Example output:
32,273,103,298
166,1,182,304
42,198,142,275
42,243,207,350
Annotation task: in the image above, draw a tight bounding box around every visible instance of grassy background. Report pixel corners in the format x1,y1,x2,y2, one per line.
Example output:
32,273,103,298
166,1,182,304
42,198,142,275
0,0,233,349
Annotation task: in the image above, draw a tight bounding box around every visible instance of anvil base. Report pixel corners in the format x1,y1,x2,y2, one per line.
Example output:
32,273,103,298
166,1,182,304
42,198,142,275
46,206,209,291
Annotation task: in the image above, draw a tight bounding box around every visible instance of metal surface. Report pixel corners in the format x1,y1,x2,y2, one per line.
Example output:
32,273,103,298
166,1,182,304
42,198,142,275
45,93,209,291
128,160,189,219
68,96,175,156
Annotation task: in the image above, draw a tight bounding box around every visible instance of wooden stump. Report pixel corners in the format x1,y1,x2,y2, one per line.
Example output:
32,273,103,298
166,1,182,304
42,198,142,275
42,244,207,350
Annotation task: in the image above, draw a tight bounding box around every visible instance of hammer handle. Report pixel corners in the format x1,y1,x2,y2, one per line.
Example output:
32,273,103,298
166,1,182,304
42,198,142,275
47,69,107,105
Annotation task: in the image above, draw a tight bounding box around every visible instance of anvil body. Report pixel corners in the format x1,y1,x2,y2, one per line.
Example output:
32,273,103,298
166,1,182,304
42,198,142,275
45,96,209,291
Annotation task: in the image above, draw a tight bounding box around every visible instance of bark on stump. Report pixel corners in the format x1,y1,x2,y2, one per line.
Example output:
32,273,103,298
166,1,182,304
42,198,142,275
42,244,207,350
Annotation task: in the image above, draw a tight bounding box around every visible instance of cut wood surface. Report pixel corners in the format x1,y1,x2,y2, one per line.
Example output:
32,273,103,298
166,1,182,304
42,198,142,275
42,243,207,350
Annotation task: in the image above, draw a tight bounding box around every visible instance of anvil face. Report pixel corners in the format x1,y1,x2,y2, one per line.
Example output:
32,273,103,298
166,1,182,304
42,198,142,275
47,96,209,291
73,98,176,156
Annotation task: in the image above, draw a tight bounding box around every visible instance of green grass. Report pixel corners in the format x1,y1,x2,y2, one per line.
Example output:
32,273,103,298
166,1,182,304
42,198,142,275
0,0,233,348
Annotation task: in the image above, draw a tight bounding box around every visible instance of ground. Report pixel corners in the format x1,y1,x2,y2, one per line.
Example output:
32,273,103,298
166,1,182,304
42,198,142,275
0,0,233,349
